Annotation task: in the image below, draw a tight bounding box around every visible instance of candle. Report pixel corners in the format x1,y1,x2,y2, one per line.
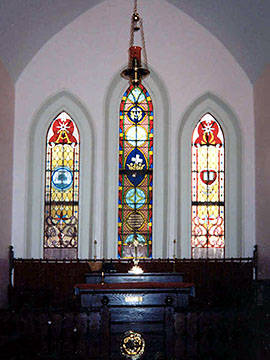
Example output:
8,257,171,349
129,46,142,66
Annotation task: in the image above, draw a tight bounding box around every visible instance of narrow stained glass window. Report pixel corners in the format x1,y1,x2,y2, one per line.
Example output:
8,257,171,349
191,113,225,258
44,111,80,259
118,84,153,258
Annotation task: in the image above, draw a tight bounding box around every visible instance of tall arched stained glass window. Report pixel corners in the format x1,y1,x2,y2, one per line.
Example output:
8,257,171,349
119,84,153,258
191,113,225,258
44,111,80,259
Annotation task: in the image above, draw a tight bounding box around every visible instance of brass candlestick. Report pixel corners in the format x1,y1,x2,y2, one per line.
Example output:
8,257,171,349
94,240,97,260
128,234,144,274
100,271,105,286
173,239,177,272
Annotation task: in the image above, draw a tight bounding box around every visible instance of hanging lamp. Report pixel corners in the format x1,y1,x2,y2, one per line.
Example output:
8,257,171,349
121,0,150,85
122,0,150,275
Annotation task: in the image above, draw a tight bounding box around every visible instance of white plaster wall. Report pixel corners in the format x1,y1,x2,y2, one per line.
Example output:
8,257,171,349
13,0,255,258
255,64,270,279
0,59,15,307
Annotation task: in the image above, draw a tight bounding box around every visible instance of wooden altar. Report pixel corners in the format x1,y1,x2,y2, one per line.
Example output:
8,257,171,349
6,251,258,359
75,272,195,359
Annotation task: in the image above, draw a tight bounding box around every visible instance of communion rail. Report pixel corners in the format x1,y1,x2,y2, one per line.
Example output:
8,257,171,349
8,246,257,309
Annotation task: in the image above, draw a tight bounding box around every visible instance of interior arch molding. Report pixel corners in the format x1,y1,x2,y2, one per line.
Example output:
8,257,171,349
25,90,95,258
103,66,170,258
177,92,242,258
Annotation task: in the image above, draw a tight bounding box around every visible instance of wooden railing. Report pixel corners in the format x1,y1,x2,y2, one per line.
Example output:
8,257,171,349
8,246,257,309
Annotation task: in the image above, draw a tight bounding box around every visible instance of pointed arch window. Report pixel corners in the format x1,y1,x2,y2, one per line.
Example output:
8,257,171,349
191,113,225,258
44,111,80,259
118,84,153,258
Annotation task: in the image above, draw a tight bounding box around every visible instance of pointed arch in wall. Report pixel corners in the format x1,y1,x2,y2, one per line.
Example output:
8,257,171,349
25,90,95,258
178,92,242,258
103,67,170,258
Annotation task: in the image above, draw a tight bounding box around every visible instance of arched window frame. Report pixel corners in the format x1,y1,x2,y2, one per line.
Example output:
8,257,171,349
25,91,95,258
178,93,242,258
103,68,169,258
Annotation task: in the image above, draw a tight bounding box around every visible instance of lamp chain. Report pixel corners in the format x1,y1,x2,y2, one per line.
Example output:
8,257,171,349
134,0,138,13
140,18,148,68
129,0,148,68
129,16,134,48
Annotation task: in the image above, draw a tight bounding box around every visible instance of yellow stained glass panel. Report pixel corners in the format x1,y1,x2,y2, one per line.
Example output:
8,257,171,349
44,112,80,255
191,113,225,258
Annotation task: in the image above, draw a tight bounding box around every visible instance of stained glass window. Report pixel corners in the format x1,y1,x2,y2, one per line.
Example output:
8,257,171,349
118,84,153,258
191,113,225,258
44,111,80,259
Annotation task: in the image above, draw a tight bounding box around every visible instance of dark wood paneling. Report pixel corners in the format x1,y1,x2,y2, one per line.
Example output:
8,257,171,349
10,258,254,308
1,307,269,359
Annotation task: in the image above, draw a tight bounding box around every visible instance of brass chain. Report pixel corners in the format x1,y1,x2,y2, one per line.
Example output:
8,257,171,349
129,17,134,49
129,0,137,48
134,0,138,13
140,18,148,68
129,0,148,69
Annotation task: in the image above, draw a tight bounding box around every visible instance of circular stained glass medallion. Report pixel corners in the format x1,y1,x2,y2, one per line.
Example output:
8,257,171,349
126,126,147,147
125,188,146,209
52,167,73,190
127,106,146,124
126,212,144,231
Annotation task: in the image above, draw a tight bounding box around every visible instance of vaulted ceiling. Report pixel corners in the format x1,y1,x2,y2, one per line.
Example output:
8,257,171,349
0,0,269,83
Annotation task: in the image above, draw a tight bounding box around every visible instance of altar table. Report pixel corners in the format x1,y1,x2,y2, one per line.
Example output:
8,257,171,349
75,273,195,359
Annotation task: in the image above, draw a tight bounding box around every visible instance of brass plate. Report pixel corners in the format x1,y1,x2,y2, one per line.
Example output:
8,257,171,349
120,330,145,359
